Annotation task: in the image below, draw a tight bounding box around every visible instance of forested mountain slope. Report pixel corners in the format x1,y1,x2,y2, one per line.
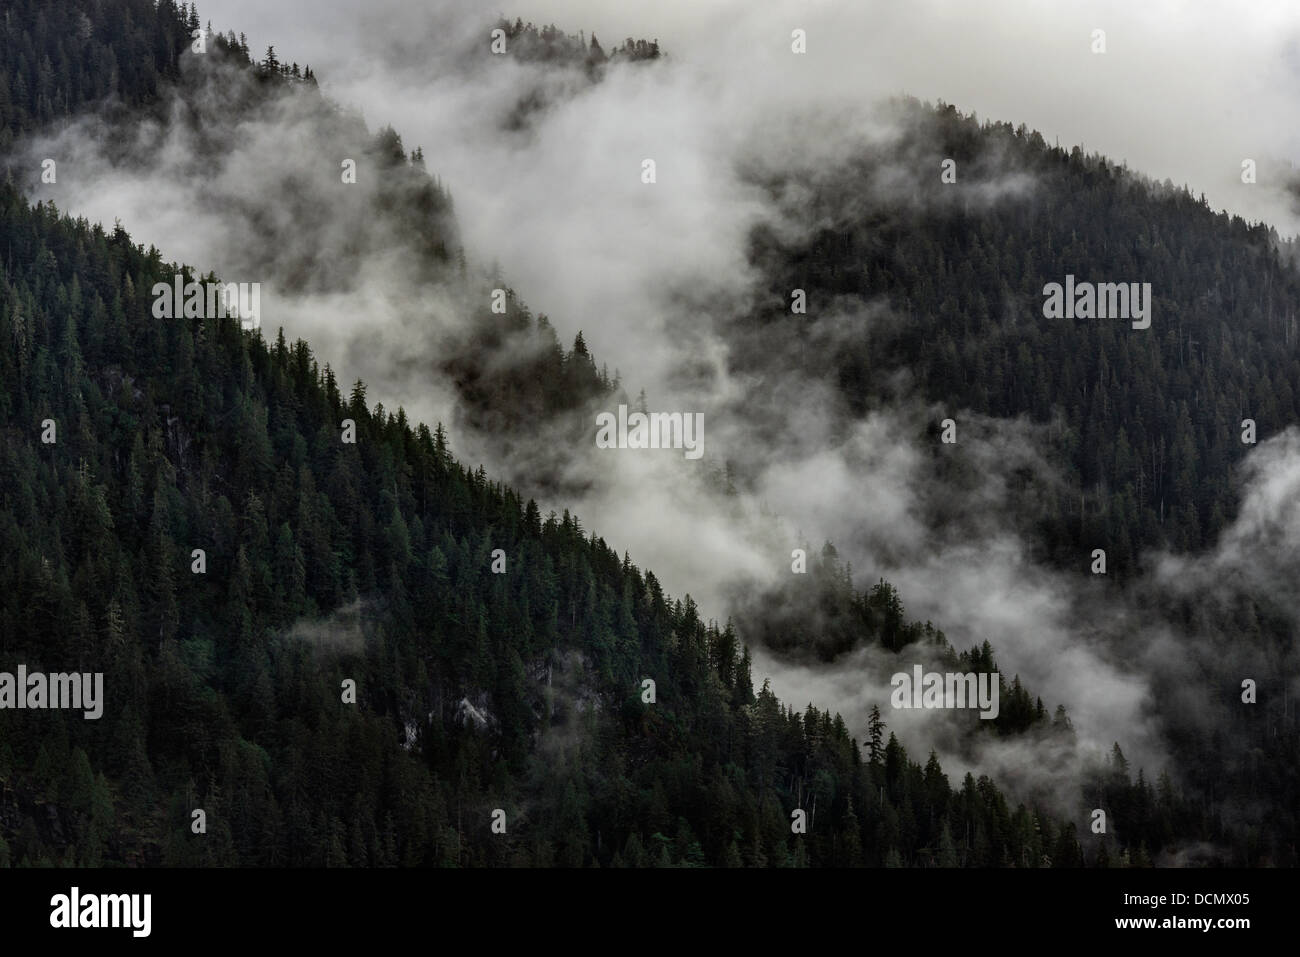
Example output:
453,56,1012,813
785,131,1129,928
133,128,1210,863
746,98,1300,573
0,0,1281,867
0,178,1128,867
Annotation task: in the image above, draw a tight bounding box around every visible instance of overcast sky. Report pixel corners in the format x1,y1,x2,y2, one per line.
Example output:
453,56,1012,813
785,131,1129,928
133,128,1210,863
201,0,1300,229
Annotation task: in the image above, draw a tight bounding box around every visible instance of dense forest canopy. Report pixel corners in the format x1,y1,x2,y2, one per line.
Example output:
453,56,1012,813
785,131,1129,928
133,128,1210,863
745,98,1300,573
0,0,1293,868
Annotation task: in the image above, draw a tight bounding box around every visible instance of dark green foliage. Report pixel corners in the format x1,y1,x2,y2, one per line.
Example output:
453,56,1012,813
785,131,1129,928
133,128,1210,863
0,2,1279,869
0,0,190,145
493,17,660,67
749,97,1300,576
0,174,1090,867
489,18,661,131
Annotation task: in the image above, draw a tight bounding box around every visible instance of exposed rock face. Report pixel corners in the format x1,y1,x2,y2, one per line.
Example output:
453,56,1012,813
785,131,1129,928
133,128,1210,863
455,696,491,731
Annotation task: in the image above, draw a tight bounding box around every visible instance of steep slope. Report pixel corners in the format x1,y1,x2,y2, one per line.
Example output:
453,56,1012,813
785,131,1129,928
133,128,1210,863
744,98,1300,572
0,0,1275,867
0,180,1119,866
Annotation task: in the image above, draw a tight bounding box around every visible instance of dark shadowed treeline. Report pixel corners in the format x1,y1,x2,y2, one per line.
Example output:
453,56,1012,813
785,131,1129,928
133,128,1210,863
748,98,1300,574
0,0,1276,867
2,176,1153,866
